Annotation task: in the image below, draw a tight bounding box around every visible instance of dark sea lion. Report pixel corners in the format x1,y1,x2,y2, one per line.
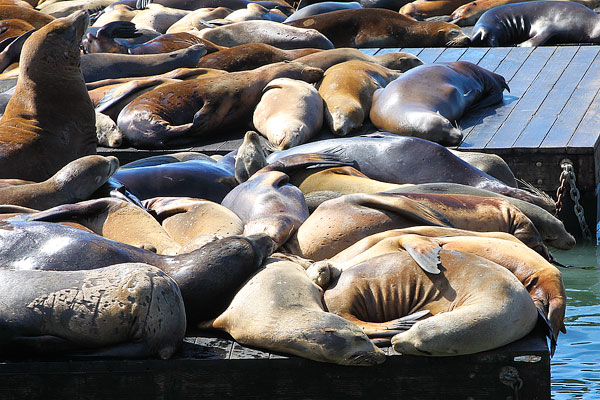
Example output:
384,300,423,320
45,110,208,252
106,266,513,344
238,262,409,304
199,258,386,365
370,61,508,146
296,0,411,10
253,77,323,149
318,60,403,136
0,155,118,210
0,263,186,359
284,1,362,22
120,151,216,168
111,160,238,202
286,8,469,48
143,196,244,251
117,61,323,149
81,44,207,83
0,220,275,324
125,0,293,12
267,135,556,212
18,197,182,255
0,11,96,182
198,20,334,49
400,0,472,20
323,250,538,355
470,1,600,47
0,5,55,29
197,42,322,72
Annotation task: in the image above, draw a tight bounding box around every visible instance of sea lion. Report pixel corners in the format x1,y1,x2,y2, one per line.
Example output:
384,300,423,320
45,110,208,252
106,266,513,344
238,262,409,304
18,197,182,255
0,11,96,182
470,1,600,47
400,0,472,20
285,8,470,48
449,149,517,187
222,170,309,248
370,61,509,146
296,0,415,10
0,155,118,210
197,42,322,72
323,250,538,355
234,130,269,183
166,7,232,33
267,135,556,212
198,20,334,49
91,4,139,28
0,18,35,42
117,61,323,149
286,192,548,260
293,48,423,72
284,1,362,22
0,5,55,29
95,111,123,147
143,196,244,251
199,258,386,365
129,4,190,33
225,3,285,22
0,263,186,359
318,60,403,136
0,220,275,324
111,160,238,202
120,151,216,168
253,77,323,149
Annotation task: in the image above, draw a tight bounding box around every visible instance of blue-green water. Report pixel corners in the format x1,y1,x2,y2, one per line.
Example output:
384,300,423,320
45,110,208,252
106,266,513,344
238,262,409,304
550,244,600,399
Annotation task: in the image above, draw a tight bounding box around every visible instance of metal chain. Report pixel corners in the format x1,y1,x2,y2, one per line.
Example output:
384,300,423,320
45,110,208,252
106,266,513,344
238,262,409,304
555,167,569,217
558,160,593,241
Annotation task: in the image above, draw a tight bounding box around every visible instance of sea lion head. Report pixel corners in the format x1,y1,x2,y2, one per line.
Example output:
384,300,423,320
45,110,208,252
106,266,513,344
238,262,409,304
51,155,119,199
434,23,470,47
20,10,89,77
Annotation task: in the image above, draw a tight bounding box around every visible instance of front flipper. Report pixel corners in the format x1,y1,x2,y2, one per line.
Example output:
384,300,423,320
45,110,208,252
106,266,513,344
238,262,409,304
397,234,442,274
519,30,553,47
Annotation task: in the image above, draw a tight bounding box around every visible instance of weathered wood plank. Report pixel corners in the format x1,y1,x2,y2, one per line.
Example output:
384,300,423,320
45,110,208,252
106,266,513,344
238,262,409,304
229,342,271,360
568,89,600,150
417,47,446,63
399,47,424,57
487,46,576,149
458,46,545,150
434,47,468,63
457,47,490,64
541,50,600,148
514,46,599,148
373,47,402,55
191,336,233,360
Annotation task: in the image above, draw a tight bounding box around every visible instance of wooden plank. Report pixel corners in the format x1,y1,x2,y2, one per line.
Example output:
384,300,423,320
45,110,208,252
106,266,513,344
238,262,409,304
190,336,233,360
417,47,446,63
229,342,271,360
542,50,600,148
487,46,576,149
399,47,424,57
514,46,599,148
374,47,403,55
457,47,490,64
568,88,600,149
434,47,467,63
458,46,543,150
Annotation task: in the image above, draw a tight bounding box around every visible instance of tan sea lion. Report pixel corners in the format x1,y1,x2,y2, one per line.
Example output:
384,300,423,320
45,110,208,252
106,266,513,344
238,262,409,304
400,0,472,20
129,4,191,33
323,250,538,356
0,155,118,210
286,8,469,48
165,7,233,33
199,258,386,365
225,2,284,21
197,42,322,72
234,130,270,183
117,61,324,148
143,196,245,252
253,77,323,149
0,18,35,42
293,47,423,72
0,11,96,181
95,110,123,147
370,61,509,146
0,5,55,28
0,263,186,359
19,197,182,255
198,19,334,49
318,60,403,136
287,192,548,260
91,4,139,27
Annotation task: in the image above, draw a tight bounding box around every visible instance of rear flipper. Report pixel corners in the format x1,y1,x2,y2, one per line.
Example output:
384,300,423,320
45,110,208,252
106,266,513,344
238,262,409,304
348,310,431,337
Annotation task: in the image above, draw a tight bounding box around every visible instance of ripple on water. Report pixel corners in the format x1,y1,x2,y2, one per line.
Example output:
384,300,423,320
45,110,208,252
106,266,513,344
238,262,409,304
550,244,600,400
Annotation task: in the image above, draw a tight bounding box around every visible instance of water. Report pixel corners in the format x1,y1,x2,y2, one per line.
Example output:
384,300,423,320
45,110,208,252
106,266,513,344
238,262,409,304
550,244,600,399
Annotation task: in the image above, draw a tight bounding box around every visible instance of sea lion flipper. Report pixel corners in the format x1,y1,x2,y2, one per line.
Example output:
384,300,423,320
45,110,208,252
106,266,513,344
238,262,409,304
398,234,442,274
536,308,556,356
355,310,430,337
358,193,452,228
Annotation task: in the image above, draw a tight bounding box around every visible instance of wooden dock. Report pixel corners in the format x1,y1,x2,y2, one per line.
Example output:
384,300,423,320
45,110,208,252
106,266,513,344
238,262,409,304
0,325,549,399
98,45,600,240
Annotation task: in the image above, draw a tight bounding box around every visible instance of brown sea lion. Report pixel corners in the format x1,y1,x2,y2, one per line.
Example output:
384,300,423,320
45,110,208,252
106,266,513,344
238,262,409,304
199,258,386,365
449,149,517,187
318,60,403,136
286,8,469,48
197,42,322,72
400,0,472,20
117,61,323,148
198,20,334,49
323,250,538,355
0,220,275,324
234,130,269,183
91,4,139,28
253,77,323,149
0,11,96,182
0,263,187,359
0,155,118,210
225,2,285,21
19,197,182,255
370,61,509,146
39,0,115,18
0,18,35,42
286,192,547,260
129,4,190,33
143,196,245,252
0,5,54,28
